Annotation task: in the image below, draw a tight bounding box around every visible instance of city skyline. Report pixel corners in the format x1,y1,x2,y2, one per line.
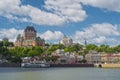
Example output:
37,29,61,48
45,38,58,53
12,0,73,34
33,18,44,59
0,0,120,46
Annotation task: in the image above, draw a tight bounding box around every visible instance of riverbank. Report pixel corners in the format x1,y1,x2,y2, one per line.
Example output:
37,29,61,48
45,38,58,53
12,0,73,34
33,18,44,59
1,63,120,68
50,63,94,67
0,63,94,67
95,63,120,68
0,63,20,67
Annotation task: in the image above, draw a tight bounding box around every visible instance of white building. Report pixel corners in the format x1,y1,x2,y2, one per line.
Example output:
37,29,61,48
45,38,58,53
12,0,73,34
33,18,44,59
85,50,101,63
61,35,73,47
52,49,84,64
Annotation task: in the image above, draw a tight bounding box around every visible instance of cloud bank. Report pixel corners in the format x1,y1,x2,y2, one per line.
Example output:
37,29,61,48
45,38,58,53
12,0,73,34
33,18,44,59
0,0,87,26
0,0,120,26
39,30,64,40
80,0,120,12
74,23,120,45
0,28,23,42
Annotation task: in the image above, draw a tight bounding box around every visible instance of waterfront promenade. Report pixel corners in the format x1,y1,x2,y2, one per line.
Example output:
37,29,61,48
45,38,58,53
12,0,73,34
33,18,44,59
95,63,120,68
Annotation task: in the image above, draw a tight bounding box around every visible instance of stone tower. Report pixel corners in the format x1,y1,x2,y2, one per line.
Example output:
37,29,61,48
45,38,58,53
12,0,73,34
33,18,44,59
23,26,36,40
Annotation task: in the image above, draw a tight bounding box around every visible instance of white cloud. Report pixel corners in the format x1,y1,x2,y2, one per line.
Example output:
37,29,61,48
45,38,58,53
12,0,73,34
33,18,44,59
39,30,64,40
85,23,120,37
0,0,65,25
80,0,120,12
74,23,120,45
93,36,106,44
0,0,87,26
45,0,87,22
0,28,23,42
91,36,118,45
0,28,63,43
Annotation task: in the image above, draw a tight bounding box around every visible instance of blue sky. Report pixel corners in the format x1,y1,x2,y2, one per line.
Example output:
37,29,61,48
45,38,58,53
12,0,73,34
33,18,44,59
0,0,120,46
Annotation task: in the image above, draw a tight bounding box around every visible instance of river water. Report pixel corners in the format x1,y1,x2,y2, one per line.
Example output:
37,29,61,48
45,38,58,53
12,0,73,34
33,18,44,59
0,67,120,80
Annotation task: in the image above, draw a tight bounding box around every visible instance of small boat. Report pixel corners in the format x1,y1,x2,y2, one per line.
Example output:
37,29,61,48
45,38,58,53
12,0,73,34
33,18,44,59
21,61,50,68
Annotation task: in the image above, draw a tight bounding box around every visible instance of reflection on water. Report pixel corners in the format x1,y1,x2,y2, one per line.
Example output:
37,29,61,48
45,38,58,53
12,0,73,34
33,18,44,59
0,68,120,80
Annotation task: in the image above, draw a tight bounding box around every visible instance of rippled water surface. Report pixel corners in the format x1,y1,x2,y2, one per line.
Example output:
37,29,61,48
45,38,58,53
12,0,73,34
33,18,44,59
0,67,120,80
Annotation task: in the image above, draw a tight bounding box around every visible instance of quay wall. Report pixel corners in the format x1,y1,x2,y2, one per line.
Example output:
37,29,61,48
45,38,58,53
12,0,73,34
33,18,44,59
0,63,20,67
0,63,94,67
50,63,94,67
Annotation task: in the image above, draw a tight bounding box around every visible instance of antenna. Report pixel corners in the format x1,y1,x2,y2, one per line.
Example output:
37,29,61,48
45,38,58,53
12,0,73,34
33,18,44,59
84,39,87,46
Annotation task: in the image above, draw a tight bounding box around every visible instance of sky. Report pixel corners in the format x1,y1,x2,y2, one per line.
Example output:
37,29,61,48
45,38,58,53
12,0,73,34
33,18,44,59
0,0,120,46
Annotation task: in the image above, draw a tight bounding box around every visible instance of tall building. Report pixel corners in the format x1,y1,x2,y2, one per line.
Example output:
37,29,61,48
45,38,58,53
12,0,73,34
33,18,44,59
15,26,45,47
23,26,36,40
61,35,73,47
2,37,9,42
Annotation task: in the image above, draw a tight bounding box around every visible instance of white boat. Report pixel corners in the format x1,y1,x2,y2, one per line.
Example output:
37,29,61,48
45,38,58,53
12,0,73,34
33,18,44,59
21,61,50,68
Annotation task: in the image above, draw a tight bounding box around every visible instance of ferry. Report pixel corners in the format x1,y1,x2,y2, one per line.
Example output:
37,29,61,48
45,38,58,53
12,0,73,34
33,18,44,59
21,61,50,68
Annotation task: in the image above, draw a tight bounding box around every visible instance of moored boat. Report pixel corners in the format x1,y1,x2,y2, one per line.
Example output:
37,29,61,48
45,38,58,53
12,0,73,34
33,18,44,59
21,61,50,68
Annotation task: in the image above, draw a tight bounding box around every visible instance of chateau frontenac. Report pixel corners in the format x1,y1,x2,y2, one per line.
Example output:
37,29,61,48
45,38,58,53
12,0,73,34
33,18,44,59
15,26,45,47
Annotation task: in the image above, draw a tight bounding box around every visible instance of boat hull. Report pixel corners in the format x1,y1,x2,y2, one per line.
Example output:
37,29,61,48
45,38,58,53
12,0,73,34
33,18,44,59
21,63,50,68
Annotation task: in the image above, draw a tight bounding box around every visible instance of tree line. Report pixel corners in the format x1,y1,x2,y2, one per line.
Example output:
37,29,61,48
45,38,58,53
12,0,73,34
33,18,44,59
0,41,120,63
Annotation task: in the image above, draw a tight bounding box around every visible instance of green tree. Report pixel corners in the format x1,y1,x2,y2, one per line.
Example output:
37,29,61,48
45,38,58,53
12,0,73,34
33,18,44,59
86,44,98,51
0,41,14,47
71,43,83,53
64,47,73,53
113,45,120,53
0,47,9,59
27,46,43,57
48,45,59,54
51,56,57,62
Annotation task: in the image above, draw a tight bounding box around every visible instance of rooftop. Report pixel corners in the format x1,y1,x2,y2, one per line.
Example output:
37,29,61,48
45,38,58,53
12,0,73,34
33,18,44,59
24,26,36,32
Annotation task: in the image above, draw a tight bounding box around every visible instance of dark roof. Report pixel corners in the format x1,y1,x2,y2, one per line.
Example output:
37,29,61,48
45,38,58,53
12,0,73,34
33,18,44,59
35,37,44,41
24,26,36,32
3,37,9,41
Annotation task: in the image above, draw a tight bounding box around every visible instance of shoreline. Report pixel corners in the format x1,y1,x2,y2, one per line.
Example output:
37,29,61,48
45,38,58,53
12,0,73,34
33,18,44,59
50,63,94,67
1,63,120,68
0,63,21,67
0,63,94,67
95,63,120,68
